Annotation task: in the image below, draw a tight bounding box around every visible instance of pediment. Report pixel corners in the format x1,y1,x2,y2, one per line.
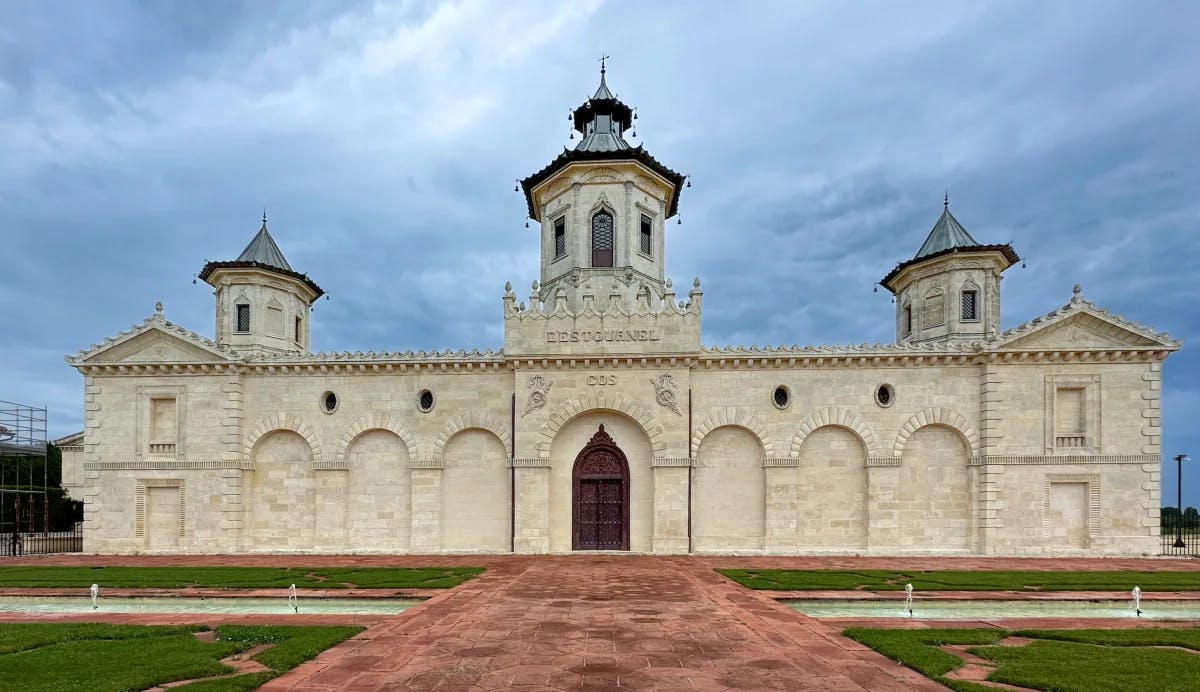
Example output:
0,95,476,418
69,315,238,366
1002,311,1167,350
87,329,225,363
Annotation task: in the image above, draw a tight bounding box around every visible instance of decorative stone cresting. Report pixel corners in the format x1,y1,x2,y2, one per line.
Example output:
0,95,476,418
690,408,775,458
334,412,418,461
893,406,980,457
789,406,880,457
243,412,323,461
535,391,667,459
432,410,513,461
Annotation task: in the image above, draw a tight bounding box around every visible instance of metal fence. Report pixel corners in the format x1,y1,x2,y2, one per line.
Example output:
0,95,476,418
2,497,83,556
1161,513,1200,557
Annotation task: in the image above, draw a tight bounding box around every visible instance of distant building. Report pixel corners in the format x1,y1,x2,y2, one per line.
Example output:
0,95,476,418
63,69,1179,555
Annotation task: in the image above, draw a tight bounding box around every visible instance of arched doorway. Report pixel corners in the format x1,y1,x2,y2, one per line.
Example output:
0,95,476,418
572,425,630,550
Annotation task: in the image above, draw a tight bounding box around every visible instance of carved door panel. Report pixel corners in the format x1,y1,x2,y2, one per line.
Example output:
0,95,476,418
572,425,630,551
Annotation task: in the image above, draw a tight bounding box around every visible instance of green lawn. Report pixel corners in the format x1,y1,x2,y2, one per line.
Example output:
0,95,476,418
0,566,483,589
0,622,361,692
717,568,1200,592
845,627,1200,692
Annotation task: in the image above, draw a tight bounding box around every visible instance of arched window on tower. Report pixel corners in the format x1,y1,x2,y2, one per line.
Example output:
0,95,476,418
592,210,614,267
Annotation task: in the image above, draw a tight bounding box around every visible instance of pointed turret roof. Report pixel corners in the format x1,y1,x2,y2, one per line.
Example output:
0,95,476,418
880,196,1019,291
591,70,615,101
198,213,324,299
235,214,293,271
913,199,981,260
521,63,685,220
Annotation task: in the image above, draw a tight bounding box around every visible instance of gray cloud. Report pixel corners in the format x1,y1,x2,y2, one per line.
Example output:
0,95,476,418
1,0,1197,503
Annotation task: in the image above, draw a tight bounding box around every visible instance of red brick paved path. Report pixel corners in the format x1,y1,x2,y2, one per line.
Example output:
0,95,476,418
259,556,940,691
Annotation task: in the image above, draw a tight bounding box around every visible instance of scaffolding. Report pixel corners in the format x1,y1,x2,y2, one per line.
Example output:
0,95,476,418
0,400,50,555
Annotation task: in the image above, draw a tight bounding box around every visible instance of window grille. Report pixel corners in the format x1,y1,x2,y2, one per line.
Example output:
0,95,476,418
961,290,978,321
591,211,613,267
236,304,250,332
639,215,652,256
554,217,566,258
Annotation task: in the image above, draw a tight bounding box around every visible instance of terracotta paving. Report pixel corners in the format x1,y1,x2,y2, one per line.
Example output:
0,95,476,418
259,556,941,691
3,554,1200,689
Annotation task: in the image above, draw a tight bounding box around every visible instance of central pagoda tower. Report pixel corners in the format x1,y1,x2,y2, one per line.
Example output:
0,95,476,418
506,63,700,356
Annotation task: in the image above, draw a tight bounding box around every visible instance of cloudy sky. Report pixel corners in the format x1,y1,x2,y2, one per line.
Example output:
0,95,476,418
1,1,1197,504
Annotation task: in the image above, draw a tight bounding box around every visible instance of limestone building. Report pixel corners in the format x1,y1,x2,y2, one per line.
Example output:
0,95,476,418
64,69,1180,555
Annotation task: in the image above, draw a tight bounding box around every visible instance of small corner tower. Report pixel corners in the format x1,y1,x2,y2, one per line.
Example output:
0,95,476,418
519,60,686,312
198,213,324,354
881,196,1019,344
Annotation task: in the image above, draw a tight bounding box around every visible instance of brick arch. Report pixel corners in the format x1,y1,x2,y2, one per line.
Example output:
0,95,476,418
244,412,322,461
893,407,980,458
790,406,880,458
433,411,512,461
335,412,418,461
691,408,774,458
535,391,666,459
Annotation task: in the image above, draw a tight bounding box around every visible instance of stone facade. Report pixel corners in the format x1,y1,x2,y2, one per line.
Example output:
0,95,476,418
63,73,1180,556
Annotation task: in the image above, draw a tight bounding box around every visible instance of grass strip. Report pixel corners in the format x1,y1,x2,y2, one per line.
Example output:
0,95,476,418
0,622,204,655
0,622,364,692
1013,627,1200,650
0,565,483,589
718,568,1200,591
848,627,1200,692
842,627,1004,678
969,638,1200,692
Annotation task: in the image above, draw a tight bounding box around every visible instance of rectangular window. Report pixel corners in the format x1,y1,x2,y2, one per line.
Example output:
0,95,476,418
553,217,566,258
639,214,652,256
236,304,250,332
961,290,978,321
902,305,912,337
923,292,946,328
1054,387,1086,448
295,316,302,343
266,305,283,336
149,398,177,454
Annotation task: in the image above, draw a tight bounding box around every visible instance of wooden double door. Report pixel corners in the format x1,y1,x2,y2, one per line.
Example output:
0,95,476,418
572,425,630,551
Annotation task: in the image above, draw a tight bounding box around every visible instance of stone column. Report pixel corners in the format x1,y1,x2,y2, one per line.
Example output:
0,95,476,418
410,461,443,552
313,467,348,551
651,458,691,553
978,360,1003,552
763,459,799,553
219,468,245,552
512,459,550,553
866,458,902,550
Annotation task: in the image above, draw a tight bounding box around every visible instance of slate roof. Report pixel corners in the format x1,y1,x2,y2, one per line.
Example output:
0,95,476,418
198,216,324,298
236,218,293,271
880,202,1019,290
915,205,980,260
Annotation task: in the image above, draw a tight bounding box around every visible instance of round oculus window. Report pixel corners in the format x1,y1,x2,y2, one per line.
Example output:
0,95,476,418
418,389,435,412
772,385,790,409
321,391,338,414
875,384,895,408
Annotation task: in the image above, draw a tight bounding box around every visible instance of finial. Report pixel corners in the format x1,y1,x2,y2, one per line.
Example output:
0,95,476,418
154,301,163,314
599,53,609,74
692,277,701,289
1072,283,1082,296
943,190,949,209
504,281,512,293
262,208,268,228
